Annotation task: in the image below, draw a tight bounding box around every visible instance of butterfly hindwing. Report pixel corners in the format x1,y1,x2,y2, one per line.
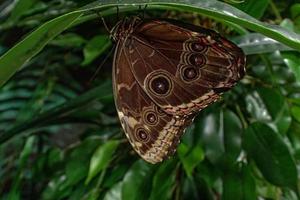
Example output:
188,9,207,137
113,41,193,164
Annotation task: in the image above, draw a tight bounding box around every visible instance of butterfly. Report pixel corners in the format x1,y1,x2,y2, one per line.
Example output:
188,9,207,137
111,16,246,164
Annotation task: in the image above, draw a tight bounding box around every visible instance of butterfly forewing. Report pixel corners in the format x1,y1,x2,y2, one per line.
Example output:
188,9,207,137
126,19,245,116
112,17,246,163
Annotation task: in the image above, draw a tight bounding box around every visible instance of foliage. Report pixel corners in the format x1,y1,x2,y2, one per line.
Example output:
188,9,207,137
0,0,300,199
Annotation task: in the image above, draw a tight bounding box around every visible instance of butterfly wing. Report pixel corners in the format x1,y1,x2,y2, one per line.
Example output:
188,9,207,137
113,41,194,164
125,19,246,116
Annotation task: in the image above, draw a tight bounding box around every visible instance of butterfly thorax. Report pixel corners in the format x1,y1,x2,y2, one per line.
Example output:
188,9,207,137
111,17,142,42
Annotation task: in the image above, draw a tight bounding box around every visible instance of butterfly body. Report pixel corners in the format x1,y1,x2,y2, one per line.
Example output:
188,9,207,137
111,17,245,164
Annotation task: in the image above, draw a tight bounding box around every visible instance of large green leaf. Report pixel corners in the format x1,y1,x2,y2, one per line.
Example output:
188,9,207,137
194,109,242,165
222,165,256,200
234,0,269,19
245,87,291,134
0,12,82,86
1,0,300,88
121,160,154,200
282,52,300,83
234,33,293,55
65,137,102,187
103,182,123,200
149,160,176,200
244,122,298,193
178,143,204,177
8,0,38,22
81,35,111,66
85,140,120,184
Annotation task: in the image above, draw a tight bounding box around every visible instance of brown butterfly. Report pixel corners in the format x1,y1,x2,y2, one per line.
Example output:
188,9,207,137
111,17,246,164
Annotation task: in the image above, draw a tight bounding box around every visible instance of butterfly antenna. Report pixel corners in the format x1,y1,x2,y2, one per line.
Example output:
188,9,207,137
116,6,120,21
95,11,111,33
143,5,147,19
88,45,116,85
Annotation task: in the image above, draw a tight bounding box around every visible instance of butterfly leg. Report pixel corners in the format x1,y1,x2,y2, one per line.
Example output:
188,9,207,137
94,11,110,33
138,4,148,19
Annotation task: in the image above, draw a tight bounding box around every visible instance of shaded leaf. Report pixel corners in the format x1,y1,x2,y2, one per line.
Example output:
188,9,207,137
222,165,256,200
282,52,300,83
245,87,291,134
81,35,111,66
234,0,269,19
234,33,293,55
103,182,123,200
85,140,120,184
292,106,300,123
195,109,242,165
50,33,87,48
0,81,112,144
9,0,38,22
0,12,82,86
65,137,102,186
149,159,176,200
121,160,154,200
244,122,298,192
178,144,204,177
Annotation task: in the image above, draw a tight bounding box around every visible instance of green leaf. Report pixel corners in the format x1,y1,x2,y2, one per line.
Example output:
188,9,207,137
9,0,38,22
149,160,176,200
245,87,291,134
196,161,220,189
103,182,123,200
85,140,120,184
121,160,154,200
291,106,300,123
222,165,256,200
81,35,111,66
244,122,298,192
282,52,300,83
19,136,36,168
182,176,200,199
233,33,293,55
82,189,100,200
65,137,101,186
288,120,300,159
0,11,82,87
6,136,36,200
41,174,72,200
2,0,300,88
234,0,269,19
0,81,112,144
195,109,242,165
47,147,63,169
222,109,243,163
178,144,204,177
50,33,87,48
291,3,300,33
291,3,300,19
15,78,55,123
103,164,130,188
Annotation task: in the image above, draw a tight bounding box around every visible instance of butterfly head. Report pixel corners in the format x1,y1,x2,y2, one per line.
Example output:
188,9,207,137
110,16,142,42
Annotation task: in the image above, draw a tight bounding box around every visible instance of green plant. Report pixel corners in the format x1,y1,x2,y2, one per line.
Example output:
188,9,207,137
0,0,300,199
